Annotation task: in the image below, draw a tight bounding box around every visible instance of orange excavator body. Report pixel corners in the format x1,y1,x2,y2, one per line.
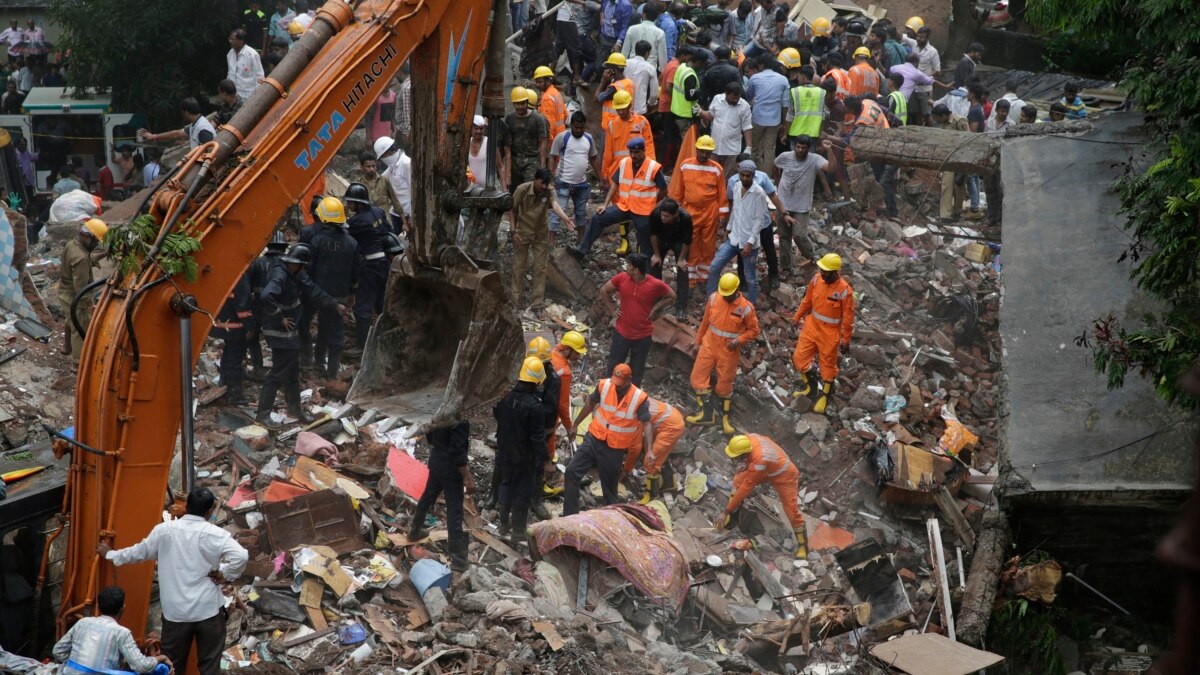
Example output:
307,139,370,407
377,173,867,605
56,0,520,663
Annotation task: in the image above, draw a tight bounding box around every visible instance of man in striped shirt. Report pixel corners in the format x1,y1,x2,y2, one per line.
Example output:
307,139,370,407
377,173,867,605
54,586,171,674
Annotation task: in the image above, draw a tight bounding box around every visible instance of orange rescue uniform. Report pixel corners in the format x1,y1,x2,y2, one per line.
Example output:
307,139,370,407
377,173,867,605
590,377,648,451
602,113,656,183
625,397,685,475
847,62,880,97
792,273,854,381
540,84,569,142
669,155,729,285
690,291,760,397
825,68,851,100
727,434,804,530
855,98,890,129
614,156,663,215
548,349,574,457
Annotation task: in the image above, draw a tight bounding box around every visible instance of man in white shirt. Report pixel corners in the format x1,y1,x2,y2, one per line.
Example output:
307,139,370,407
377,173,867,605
0,20,20,62
703,81,753,176
911,27,940,126
226,29,265,100
375,136,412,233
987,76,1025,127
624,41,659,115
98,488,248,675
706,159,768,304
550,111,601,244
619,2,668,71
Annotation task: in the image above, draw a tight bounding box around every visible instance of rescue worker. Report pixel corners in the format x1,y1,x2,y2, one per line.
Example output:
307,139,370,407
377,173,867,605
669,134,727,287
306,196,357,379
212,273,253,406
501,87,549,194
549,331,586,454
571,137,667,259
601,90,656,191
255,243,346,428
566,364,652,516
512,168,573,309
596,53,635,134
784,65,825,143
670,48,702,142
790,253,854,414
493,357,548,547
623,395,684,504
526,336,561,519
688,273,760,435
407,420,473,572
716,434,808,559
534,66,569,143
58,218,106,361
343,182,390,355
247,232,289,379
847,46,880,98
823,52,851,100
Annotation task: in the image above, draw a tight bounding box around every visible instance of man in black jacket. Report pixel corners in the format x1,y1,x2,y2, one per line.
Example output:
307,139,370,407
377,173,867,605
492,357,548,547
212,273,253,406
255,243,346,429
246,233,289,380
407,420,473,571
525,337,561,521
343,182,391,355
306,197,358,379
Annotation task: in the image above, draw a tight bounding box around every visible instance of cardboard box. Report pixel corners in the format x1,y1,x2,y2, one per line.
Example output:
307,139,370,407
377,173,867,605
963,243,991,263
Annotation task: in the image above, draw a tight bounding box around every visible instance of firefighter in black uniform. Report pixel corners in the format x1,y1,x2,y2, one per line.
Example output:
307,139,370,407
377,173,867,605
493,357,548,547
343,182,390,355
306,196,358,379
212,273,253,406
255,243,346,429
247,232,288,380
407,420,474,571
525,337,560,521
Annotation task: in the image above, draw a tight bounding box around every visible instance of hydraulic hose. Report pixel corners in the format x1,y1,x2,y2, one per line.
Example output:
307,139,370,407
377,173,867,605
68,274,109,340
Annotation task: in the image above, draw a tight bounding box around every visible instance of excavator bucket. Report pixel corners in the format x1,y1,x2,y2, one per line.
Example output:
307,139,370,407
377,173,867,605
348,246,523,432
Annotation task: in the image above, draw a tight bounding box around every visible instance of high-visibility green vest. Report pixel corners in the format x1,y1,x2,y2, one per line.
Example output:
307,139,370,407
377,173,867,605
788,85,823,137
888,90,908,126
671,64,696,119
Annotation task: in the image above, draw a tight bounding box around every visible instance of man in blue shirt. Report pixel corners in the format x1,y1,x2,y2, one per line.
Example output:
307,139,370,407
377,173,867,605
657,2,683,60
598,0,633,75
743,54,791,176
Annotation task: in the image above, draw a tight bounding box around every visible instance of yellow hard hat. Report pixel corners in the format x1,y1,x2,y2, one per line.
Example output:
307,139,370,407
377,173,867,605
853,46,872,59
905,16,925,32
287,19,305,36
612,89,632,110
811,17,831,37
82,218,108,240
526,87,539,105
816,253,842,271
718,272,739,297
526,336,552,360
510,86,528,103
778,47,803,69
605,52,627,68
695,134,716,151
518,356,546,384
316,196,346,224
560,331,588,355
725,435,753,458
534,66,555,80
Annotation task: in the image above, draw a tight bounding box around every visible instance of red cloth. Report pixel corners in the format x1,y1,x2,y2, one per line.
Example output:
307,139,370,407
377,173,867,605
612,272,671,340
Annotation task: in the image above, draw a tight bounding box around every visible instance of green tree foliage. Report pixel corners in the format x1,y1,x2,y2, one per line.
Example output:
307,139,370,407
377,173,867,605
1029,0,1200,408
105,214,202,282
47,0,239,127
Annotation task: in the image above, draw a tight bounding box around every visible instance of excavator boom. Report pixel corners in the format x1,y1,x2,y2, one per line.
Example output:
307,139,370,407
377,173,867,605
58,0,520,652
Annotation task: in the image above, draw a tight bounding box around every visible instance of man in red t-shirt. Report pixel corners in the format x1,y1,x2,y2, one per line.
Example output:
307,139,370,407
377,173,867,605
598,253,675,385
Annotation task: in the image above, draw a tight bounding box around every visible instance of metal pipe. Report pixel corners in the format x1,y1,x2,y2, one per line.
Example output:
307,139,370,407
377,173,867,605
179,311,195,493
1065,572,1131,615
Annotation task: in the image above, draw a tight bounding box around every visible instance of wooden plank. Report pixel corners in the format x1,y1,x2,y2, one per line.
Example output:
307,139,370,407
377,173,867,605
471,529,521,560
849,126,1000,175
935,487,976,552
870,633,1003,675
305,606,328,630
276,626,336,648
927,519,956,641
299,578,324,608
532,621,566,651
387,529,449,547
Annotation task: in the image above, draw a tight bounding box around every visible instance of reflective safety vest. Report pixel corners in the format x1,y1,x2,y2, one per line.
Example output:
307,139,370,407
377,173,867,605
788,84,824,137
888,89,908,126
698,291,761,347
855,98,889,129
591,378,647,449
671,64,697,118
540,85,569,141
747,434,795,479
614,156,662,216
825,68,851,100
601,77,635,126
793,272,855,343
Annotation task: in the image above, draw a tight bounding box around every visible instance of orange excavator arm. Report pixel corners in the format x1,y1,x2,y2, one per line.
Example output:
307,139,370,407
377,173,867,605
57,0,519,651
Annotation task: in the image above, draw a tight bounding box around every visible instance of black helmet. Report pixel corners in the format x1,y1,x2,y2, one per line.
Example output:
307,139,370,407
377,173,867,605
280,243,312,265
846,19,868,37
266,230,288,251
383,233,406,255
343,182,371,205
